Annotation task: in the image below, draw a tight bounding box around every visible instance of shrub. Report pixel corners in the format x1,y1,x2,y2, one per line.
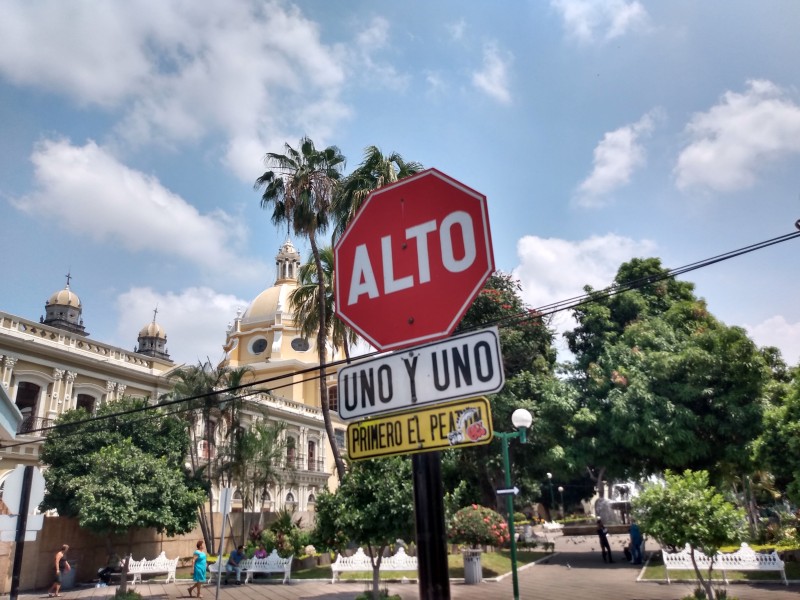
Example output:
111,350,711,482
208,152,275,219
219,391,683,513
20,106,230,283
448,504,511,548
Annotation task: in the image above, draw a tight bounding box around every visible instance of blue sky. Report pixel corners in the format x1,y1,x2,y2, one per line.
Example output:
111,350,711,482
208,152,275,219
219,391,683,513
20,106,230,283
1,0,799,366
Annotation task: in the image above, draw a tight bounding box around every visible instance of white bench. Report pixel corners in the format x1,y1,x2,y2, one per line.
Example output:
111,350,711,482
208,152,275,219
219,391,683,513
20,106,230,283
331,547,417,583
662,543,787,585
208,549,292,584
127,551,178,584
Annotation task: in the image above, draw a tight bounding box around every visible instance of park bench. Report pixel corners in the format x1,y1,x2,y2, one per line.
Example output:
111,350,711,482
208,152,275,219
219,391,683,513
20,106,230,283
127,551,179,584
208,549,293,584
331,547,417,583
662,543,787,585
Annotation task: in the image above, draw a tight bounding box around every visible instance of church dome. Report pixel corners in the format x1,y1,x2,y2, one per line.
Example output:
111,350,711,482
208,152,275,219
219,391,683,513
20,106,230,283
136,308,171,361
241,284,295,326
241,238,301,326
42,274,88,336
46,287,81,309
139,321,166,339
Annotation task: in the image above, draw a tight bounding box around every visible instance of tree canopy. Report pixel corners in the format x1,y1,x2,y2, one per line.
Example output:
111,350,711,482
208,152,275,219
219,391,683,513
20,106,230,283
633,470,745,600
313,457,414,599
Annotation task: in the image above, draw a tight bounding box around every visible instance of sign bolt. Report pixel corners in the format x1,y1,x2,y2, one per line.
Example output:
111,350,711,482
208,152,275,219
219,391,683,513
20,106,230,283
408,317,415,324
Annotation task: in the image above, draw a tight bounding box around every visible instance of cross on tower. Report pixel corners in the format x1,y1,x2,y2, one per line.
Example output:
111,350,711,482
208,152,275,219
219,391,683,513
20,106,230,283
65,271,72,287
152,306,159,322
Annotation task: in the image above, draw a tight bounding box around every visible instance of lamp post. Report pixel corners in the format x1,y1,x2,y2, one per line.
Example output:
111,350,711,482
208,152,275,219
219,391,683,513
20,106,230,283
546,472,555,519
558,486,564,519
495,408,533,600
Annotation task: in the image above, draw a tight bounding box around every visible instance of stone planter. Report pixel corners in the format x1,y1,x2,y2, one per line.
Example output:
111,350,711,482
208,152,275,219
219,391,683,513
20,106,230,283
462,548,482,585
317,552,332,566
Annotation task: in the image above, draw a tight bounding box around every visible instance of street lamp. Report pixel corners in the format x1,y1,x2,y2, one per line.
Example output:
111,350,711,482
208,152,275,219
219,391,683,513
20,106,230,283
558,486,564,519
495,408,533,600
546,472,555,518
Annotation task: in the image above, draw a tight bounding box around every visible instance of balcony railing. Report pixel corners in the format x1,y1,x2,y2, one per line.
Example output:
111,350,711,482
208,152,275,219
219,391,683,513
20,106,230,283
280,454,326,472
18,416,54,436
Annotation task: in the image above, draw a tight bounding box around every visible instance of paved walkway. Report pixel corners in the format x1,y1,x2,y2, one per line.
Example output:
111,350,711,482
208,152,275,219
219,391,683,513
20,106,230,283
22,534,797,600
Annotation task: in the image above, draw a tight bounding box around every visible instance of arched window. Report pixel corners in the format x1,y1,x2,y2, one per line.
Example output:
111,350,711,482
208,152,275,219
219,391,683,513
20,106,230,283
16,382,40,433
76,393,95,413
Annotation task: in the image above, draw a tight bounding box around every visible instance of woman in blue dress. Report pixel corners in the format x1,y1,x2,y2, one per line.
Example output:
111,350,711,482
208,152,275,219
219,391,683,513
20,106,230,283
188,540,207,598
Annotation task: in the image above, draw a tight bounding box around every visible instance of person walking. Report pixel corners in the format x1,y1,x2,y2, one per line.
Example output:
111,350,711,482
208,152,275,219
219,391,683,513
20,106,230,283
48,544,70,597
188,540,207,598
596,518,613,563
629,519,643,565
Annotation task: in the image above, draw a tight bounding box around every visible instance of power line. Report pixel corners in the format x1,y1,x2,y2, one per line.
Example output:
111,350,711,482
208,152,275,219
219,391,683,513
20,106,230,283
6,227,799,446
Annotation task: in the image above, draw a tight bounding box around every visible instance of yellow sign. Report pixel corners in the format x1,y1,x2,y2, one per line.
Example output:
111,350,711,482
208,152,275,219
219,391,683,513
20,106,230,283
347,397,494,460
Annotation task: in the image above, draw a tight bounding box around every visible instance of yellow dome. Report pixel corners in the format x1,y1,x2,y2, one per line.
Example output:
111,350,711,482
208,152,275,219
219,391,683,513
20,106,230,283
46,287,81,308
139,321,166,339
241,282,296,325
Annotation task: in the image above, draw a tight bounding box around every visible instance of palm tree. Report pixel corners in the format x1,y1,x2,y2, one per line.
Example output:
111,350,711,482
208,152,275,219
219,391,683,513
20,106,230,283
290,246,359,362
332,145,423,242
255,137,347,480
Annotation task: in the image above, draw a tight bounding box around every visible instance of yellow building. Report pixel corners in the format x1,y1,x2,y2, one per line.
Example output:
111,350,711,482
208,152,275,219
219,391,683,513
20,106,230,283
0,239,343,515
218,238,345,510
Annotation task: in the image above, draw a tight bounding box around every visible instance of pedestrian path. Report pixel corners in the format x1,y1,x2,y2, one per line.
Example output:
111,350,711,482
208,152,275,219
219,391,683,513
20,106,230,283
21,533,797,600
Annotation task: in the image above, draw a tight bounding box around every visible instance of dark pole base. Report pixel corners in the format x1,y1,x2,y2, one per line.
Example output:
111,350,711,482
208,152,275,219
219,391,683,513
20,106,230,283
412,452,451,600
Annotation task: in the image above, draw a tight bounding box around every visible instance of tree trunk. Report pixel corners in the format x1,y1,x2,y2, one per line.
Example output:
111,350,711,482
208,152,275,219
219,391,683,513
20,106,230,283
689,546,716,600
310,234,346,481
369,544,384,600
587,466,607,498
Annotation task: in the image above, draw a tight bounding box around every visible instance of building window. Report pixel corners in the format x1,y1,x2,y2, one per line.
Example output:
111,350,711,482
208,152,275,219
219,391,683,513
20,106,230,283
328,385,338,412
286,436,296,468
76,393,95,414
334,429,346,451
307,440,317,471
16,382,40,434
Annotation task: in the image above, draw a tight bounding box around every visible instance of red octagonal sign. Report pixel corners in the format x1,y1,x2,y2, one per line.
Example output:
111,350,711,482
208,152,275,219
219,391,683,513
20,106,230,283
334,168,494,351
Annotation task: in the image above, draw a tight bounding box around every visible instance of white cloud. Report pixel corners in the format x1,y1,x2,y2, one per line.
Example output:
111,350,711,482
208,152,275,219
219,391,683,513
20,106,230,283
576,110,660,206
446,19,467,41
345,16,410,93
513,234,657,354
745,315,800,367
0,0,350,183
551,0,649,43
674,80,800,192
11,139,267,280
472,42,513,104
116,286,248,366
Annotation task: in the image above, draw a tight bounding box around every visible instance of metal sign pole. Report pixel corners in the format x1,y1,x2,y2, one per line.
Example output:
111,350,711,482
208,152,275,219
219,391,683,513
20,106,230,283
9,466,33,600
412,452,450,600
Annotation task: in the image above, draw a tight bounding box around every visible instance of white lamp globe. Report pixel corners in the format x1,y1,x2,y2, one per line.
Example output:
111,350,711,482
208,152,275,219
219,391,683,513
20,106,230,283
511,408,533,430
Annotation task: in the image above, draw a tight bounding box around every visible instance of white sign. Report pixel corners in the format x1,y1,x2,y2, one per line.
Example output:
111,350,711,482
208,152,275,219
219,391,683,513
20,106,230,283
337,327,504,420
496,486,520,496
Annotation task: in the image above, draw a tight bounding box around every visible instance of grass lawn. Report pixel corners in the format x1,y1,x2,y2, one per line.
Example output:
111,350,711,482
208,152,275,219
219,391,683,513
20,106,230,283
290,550,549,581
641,555,800,583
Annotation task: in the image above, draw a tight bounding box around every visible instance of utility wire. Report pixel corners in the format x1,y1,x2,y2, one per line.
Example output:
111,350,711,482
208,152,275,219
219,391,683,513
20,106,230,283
5,227,799,447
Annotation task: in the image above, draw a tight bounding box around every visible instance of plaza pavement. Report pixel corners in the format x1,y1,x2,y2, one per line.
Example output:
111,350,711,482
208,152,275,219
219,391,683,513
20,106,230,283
21,534,797,600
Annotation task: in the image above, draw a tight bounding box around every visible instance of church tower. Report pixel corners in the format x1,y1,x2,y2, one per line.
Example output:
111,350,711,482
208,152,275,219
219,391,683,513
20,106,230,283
136,307,171,361
41,273,88,336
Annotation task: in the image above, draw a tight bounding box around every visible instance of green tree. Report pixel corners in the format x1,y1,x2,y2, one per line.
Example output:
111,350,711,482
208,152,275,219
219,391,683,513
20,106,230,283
755,368,800,503
40,398,204,592
331,145,423,242
313,457,415,599
256,136,347,480
563,258,770,490
166,361,242,551
289,246,358,361
442,273,561,511
633,470,745,600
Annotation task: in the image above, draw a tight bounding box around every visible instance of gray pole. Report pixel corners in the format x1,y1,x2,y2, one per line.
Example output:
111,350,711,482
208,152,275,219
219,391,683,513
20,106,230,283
10,466,33,600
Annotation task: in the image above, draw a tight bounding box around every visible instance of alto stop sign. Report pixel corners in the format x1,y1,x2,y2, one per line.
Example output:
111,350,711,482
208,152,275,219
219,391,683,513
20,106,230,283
334,168,494,351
